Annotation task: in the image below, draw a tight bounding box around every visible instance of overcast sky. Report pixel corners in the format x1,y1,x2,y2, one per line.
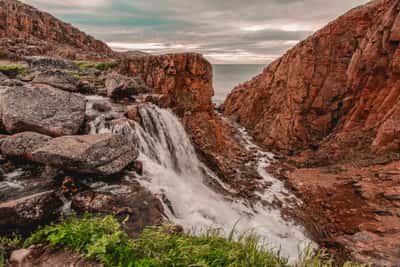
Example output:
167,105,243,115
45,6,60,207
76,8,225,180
22,0,368,64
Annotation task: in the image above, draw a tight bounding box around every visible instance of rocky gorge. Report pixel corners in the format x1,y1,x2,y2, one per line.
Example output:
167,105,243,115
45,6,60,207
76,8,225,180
0,0,399,266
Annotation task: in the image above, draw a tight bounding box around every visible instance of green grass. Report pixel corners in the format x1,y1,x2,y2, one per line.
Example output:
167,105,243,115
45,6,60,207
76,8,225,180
0,63,27,76
73,60,117,71
23,215,367,267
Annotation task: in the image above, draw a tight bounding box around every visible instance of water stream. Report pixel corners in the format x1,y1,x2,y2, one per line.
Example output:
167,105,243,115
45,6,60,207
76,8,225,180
89,102,313,262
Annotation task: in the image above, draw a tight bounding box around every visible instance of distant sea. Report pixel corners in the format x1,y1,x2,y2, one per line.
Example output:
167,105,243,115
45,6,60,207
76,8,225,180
212,64,265,105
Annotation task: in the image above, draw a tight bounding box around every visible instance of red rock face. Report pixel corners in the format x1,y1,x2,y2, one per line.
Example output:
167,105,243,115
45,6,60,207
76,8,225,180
0,0,113,59
120,53,214,115
223,0,400,159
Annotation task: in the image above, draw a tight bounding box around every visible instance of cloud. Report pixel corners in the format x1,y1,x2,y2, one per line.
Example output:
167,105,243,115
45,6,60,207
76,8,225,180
22,0,369,64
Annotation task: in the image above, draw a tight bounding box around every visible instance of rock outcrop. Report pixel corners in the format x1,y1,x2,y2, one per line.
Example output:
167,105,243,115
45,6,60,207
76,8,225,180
0,0,113,59
223,0,400,161
32,134,138,175
0,84,86,136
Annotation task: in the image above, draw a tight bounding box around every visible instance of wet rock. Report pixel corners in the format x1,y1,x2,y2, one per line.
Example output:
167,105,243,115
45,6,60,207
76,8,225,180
0,132,51,159
0,84,86,136
92,101,112,112
0,191,62,235
72,182,164,236
132,161,144,175
9,246,102,267
144,94,169,108
32,70,79,92
32,134,138,175
105,72,150,99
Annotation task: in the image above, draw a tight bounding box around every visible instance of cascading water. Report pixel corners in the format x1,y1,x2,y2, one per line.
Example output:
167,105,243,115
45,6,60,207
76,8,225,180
89,102,313,263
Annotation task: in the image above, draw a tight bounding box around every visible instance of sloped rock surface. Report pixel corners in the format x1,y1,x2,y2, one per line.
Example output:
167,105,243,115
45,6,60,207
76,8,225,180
32,134,138,175
0,84,86,136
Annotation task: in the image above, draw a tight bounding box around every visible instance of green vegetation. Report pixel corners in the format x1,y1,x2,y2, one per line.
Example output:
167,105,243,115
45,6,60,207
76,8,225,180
0,63,27,77
73,60,117,71
23,215,366,267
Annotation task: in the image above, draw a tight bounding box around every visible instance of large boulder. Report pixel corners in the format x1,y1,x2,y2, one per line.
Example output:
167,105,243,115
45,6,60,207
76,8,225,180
0,191,62,235
32,134,138,175
105,72,150,99
0,132,51,159
32,70,79,92
0,84,86,136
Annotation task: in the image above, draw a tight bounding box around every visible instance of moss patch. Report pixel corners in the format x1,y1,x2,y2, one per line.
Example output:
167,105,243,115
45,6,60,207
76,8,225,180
73,60,117,71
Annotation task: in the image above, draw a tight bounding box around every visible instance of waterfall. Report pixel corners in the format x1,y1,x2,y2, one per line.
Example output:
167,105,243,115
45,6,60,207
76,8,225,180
89,103,312,262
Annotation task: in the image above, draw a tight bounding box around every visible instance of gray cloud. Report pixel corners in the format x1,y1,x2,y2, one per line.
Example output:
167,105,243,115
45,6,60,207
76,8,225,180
22,0,369,63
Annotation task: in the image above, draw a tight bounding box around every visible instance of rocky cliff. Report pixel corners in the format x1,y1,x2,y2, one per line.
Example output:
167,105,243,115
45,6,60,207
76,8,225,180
222,0,400,264
223,0,400,162
0,0,113,59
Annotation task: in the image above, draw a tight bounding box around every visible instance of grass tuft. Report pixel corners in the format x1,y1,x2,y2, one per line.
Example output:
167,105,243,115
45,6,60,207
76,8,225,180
73,60,117,71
